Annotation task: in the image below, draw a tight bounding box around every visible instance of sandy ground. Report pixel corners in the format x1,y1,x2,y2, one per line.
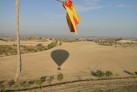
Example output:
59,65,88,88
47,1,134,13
0,41,137,82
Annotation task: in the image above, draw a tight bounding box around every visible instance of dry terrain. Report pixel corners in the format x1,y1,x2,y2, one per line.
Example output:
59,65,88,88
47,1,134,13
0,38,137,91
26,78,137,92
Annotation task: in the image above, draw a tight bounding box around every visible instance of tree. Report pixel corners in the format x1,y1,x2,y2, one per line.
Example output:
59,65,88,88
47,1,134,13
15,0,22,82
57,73,63,82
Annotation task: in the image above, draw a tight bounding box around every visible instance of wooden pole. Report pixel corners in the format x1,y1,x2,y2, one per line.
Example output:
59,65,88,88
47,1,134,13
15,0,22,82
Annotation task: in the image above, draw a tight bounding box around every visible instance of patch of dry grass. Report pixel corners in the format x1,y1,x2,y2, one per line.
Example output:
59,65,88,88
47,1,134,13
0,39,60,56
93,38,137,48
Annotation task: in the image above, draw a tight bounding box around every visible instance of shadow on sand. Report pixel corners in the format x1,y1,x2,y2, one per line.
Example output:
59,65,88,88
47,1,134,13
51,49,69,70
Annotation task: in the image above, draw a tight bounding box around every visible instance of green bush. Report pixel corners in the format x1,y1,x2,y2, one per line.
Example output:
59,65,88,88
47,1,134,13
23,46,35,53
13,84,20,89
57,73,64,82
36,46,45,51
35,80,42,88
92,70,113,79
47,41,58,49
21,83,30,89
96,70,105,78
105,71,113,78
0,45,17,56
0,84,6,92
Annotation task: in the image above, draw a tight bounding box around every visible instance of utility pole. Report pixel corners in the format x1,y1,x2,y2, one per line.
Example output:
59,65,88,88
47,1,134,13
15,0,22,82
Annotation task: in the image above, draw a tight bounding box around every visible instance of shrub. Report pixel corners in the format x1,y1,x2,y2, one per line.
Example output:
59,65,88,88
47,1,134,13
0,84,6,92
13,84,19,89
57,73,64,82
47,75,54,85
92,70,114,79
96,70,105,78
105,71,113,78
59,42,63,46
40,76,47,82
0,45,17,56
28,80,35,85
91,71,97,76
135,71,137,75
0,81,4,85
21,83,30,89
36,46,45,51
20,81,27,86
47,41,57,49
23,46,35,53
20,81,30,88
8,80,15,87
35,80,42,88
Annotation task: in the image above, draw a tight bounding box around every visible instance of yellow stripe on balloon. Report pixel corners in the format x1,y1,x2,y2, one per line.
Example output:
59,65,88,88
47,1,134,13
64,4,80,35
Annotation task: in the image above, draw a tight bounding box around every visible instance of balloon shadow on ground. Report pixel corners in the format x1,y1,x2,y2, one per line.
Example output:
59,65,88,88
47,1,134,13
51,49,69,70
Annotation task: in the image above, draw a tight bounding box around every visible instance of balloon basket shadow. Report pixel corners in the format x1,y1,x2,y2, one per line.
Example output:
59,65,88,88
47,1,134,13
58,67,61,70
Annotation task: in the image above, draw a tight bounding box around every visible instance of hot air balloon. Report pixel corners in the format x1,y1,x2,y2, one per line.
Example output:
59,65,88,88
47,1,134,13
58,0,80,35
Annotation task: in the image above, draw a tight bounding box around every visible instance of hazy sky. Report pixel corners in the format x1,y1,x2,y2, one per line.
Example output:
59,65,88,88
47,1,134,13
0,0,137,37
